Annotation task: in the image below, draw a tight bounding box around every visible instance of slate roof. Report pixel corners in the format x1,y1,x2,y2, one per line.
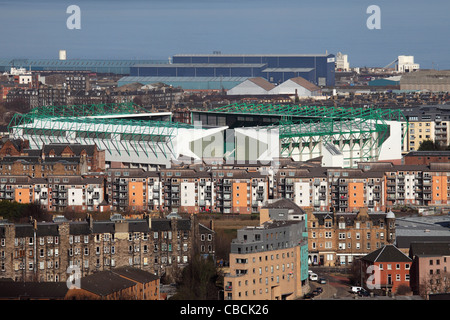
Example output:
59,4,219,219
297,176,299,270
3,217,191,237
14,224,34,238
409,241,450,257
397,236,450,250
69,221,91,235
263,198,305,215
151,218,191,231
0,281,68,299
79,271,136,296
35,223,59,237
361,245,411,263
112,266,159,283
92,221,115,234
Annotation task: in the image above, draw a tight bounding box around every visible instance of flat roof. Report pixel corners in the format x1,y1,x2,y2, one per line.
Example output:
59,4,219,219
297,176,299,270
119,76,249,82
87,112,172,120
173,53,334,57
0,58,166,67
262,68,315,73
133,63,266,68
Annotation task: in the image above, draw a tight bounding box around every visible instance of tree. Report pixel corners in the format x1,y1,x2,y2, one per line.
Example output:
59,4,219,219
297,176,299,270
0,201,51,222
170,254,221,300
418,271,450,299
418,140,439,151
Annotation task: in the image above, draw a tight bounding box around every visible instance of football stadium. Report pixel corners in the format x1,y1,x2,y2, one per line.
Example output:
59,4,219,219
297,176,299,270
8,102,408,168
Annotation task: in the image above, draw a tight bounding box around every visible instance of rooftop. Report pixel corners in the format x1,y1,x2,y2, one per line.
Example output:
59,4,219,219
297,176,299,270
362,245,412,263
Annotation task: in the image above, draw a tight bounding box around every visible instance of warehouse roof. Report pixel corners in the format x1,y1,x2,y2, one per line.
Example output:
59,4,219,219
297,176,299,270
173,53,333,57
262,68,314,73
118,76,250,90
132,63,266,68
288,77,321,92
0,58,166,68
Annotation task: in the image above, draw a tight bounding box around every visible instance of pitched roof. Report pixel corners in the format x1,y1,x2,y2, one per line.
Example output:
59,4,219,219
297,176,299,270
288,77,321,92
263,198,305,215
112,266,159,283
362,245,411,263
79,271,136,296
42,143,96,157
248,77,276,91
0,281,68,299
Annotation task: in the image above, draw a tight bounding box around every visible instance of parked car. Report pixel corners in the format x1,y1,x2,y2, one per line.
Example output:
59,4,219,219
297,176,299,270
304,292,314,299
318,278,327,284
312,289,321,296
315,287,323,293
351,286,363,293
309,273,318,281
358,288,370,297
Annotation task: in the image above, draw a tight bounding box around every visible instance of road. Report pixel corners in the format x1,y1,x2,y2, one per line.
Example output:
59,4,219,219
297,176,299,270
308,272,354,299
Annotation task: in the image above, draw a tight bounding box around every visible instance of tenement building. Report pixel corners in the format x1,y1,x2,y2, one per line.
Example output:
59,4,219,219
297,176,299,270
0,213,214,283
307,208,396,266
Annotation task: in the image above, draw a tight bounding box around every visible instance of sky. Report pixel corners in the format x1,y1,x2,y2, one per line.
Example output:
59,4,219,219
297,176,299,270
0,0,449,69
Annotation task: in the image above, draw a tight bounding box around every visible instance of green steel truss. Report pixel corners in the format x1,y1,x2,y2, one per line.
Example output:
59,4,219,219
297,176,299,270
8,103,201,159
208,103,408,122
209,103,408,164
273,118,389,162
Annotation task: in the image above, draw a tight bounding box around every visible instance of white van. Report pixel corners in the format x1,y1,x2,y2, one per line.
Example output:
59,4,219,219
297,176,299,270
351,286,363,293
309,273,318,281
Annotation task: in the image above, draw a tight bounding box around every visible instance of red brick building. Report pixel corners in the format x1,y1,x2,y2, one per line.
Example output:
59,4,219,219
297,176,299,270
360,244,412,295
403,151,450,165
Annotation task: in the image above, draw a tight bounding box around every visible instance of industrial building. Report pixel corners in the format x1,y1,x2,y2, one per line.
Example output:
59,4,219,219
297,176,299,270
0,58,167,75
400,70,450,92
129,53,336,87
117,76,249,91
226,77,321,97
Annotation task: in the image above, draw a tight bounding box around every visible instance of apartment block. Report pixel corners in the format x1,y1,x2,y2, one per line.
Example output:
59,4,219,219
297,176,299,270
403,105,450,150
361,162,450,207
0,213,213,283
224,199,307,300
